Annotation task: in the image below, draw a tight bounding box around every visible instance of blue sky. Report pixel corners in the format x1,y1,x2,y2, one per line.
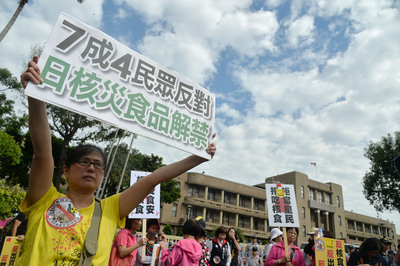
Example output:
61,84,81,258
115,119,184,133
1,0,400,233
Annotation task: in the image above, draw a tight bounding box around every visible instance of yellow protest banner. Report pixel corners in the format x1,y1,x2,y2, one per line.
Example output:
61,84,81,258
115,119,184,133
0,237,22,265
315,237,346,266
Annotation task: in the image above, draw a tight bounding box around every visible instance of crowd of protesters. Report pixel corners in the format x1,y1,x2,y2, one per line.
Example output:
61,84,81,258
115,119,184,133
105,220,400,266
2,57,398,265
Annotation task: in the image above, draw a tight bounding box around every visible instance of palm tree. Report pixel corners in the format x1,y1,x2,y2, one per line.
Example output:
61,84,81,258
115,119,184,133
0,0,85,43
0,0,29,43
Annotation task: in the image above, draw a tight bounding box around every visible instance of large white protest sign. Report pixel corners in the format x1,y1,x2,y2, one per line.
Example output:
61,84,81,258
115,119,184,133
25,13,215,159
265,183,300,227
128,171,160,219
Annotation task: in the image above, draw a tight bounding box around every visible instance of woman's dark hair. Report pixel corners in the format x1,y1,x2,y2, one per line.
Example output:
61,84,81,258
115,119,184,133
227,227,238,246
182,219,201,237
65,144,106,169
215,226,227,237
125,218,141,229
286,227,299,235
146,219,160,230
359,238,382,256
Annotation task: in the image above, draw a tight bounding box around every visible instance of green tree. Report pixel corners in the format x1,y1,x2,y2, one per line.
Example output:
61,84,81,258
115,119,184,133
0,179,26,219
235,227,245,243
163,224,173,235
160,179,180,204
101,143,181,204
362,131,400,212
0,131,22,168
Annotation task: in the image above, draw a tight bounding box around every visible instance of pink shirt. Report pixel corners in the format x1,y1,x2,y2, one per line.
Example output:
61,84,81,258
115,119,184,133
266,241,306,266
161,238,202,266
110,228,138,266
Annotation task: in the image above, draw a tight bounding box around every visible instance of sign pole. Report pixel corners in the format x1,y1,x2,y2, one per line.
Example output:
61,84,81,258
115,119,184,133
141,219,147,259
282,227,289,255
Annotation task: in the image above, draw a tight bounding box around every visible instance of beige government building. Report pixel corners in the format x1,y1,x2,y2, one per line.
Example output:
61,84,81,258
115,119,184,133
160,171,400,249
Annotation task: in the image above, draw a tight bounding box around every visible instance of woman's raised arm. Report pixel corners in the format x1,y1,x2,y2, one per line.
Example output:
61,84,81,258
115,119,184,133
21,56,54,206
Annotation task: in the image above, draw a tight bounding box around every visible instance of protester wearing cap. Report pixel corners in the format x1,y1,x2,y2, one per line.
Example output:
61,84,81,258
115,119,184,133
247,235,260,259
246,246,263,266
379,238,393,266
346,245,355,262
263,228,283,259
195,216,211,266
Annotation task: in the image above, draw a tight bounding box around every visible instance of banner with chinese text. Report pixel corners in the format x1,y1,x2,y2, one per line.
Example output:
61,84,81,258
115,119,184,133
315,237,346,266
128,171,160,219
0,237,22,265
25,12,215,159
265,183,300,227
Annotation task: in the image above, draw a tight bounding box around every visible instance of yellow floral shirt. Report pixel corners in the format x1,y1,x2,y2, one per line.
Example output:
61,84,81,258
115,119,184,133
17,186,124,265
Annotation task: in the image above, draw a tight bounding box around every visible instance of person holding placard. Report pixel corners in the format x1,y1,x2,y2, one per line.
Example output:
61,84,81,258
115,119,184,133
266,227,306,266
136,219,161,266
18,56,217,266
109,218,146,266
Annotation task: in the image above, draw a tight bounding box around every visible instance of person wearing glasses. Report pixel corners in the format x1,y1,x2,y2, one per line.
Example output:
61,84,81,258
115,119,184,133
17,56,217,265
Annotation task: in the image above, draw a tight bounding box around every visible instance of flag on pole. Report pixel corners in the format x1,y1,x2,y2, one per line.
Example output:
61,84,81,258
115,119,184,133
311,162,317,166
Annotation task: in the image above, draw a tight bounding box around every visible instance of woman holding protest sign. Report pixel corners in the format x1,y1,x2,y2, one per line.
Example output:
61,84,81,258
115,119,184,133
18,56,217,265
266,227,306,266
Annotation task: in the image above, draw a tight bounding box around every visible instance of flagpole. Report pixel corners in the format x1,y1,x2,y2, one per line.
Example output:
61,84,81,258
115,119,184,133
311,162,317,180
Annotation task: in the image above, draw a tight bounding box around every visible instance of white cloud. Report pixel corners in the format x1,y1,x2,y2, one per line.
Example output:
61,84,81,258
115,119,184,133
285,15,315,48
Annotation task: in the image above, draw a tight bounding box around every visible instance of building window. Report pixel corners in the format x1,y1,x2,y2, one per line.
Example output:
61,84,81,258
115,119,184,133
254,219,259,230
224,213,230,225
194,187,199,198
175,182,180,188
373,226,379,235
365,224,371,233
302,226,306,237
317,191,322,202
356,222,363,232
301,186,304,198
207,211,214,223
337,196,340,207
340,232,343,239
348,220,354,230
225,193,231,204
325,193,331,205
338,216,342,226
254,201,259,210
188,185,193,197
208,189,215,201
240,198,246,207
172,203,177,217
302,207,306,218
239,216,244,227
309,189,314,200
